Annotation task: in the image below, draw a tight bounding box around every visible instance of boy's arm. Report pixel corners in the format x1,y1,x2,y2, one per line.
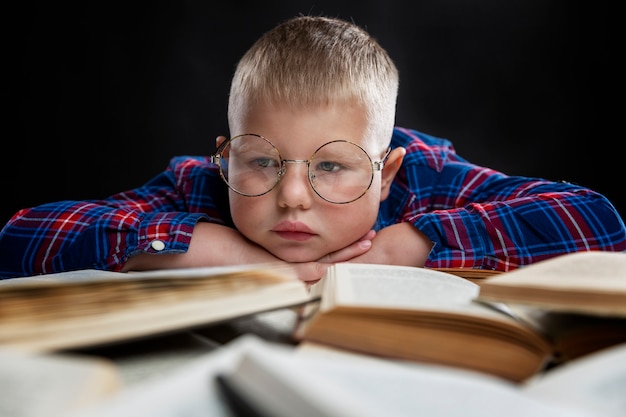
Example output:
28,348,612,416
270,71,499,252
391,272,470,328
361,185,626,271
0,157,225,279
414,182,626,271
384,128,626,272
387,172,626,271
0,199,211,278
124,223,375,283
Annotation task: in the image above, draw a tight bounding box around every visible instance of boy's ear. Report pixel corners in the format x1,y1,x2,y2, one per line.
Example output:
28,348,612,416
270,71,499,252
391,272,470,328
215,136,228,150
379,147,406,201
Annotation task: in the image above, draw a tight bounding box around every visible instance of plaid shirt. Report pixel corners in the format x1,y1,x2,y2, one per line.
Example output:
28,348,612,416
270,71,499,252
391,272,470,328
1,127,625,278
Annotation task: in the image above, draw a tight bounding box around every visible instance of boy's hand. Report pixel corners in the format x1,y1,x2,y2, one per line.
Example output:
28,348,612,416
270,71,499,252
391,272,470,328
123,222,279,272
317,229,376,264
348,222,432,267
289,229,377,284
124,223,376,283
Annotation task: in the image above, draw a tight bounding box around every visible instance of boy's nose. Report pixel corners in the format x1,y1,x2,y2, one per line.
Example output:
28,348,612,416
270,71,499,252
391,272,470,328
276,161,314,208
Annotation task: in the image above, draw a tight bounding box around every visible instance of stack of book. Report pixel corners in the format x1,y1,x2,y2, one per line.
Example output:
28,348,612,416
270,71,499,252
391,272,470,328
1,251,625,416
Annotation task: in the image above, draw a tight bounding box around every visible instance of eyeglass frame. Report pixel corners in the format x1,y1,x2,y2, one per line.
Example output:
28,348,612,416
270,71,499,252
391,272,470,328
210,133,392,204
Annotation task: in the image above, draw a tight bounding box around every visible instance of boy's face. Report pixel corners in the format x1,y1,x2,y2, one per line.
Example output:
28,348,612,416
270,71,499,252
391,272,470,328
224,102,389,263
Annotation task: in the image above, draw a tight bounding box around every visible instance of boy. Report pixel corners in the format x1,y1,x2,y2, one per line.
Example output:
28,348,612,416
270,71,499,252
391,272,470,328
1,15,625,282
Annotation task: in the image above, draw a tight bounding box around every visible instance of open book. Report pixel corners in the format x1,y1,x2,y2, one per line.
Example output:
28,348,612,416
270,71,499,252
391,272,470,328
477,250,626,363
477,250,626,316
215,336,626,417
42,333,622,417
294,251,626,382
0,263,313,352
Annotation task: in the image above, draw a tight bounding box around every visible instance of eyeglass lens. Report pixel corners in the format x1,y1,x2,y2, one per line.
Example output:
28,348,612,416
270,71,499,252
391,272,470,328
217,135,375,203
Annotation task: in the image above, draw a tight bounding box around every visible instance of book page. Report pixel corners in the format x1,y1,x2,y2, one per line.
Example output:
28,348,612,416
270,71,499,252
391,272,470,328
318,263,516,321
480,251,626,290
72,334,593,417
477,251,626,316
0,263,297,287
0,349,122,417
70,335,271,417
0,269,125,286
522,342,626,417
326,263,479,307
222,336,580,417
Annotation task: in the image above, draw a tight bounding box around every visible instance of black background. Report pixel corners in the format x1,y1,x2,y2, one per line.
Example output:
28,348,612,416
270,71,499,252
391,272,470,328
3,1,619,228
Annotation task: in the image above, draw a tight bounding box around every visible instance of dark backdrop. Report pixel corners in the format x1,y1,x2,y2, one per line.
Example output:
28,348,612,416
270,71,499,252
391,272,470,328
4,1,619,228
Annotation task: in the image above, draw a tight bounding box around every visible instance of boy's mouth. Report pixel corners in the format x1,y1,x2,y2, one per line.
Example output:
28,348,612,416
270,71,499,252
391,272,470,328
272,221,316,242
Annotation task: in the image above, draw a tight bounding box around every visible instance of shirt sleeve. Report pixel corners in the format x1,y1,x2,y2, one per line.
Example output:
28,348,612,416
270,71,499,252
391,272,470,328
0,156,230,278
384,128,626,271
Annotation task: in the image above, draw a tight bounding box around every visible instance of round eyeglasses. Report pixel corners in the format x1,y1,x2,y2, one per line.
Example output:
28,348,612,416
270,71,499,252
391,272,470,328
210,134,391,204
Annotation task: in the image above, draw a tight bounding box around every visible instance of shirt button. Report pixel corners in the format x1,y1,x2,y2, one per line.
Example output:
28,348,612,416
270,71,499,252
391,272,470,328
150,240,166,251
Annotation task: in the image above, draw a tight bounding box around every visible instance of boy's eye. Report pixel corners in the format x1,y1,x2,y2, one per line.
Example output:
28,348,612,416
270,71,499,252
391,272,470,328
252,157,280,169
316,160,342,173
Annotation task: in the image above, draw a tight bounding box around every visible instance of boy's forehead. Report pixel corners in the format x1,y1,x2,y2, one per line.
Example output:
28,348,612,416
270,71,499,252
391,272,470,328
234,101,376,151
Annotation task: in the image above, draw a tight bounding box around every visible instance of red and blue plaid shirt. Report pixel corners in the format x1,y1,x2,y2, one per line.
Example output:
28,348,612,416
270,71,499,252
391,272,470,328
1,127,625,278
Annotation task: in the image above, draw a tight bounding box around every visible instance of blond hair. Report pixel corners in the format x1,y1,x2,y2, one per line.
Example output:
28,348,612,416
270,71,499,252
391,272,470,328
228,15,399,148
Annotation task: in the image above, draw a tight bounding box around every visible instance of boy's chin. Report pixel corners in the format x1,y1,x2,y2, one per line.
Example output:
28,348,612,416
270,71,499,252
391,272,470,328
269,248,325,263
